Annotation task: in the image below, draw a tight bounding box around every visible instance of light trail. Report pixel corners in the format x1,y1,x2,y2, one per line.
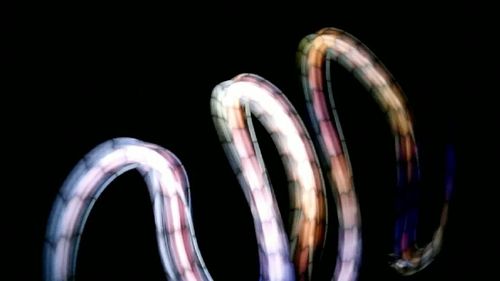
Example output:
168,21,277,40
298,27,454,276
44,27,454,281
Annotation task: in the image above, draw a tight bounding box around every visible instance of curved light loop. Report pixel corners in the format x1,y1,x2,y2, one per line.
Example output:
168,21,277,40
44,27,454,281
44,138,213,281
298,27,454,275
211,74,328,281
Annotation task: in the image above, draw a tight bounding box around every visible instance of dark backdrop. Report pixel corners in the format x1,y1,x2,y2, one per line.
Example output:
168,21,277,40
10,2,481,280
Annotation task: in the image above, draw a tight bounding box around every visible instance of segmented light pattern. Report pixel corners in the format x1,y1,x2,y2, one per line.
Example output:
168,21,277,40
44,27,454,281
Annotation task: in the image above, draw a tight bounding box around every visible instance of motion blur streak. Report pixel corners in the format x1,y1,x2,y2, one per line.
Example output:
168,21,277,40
211,74,327,281
298,27,454,276
44,138,213,281
44,73,328,281
44,27,454,281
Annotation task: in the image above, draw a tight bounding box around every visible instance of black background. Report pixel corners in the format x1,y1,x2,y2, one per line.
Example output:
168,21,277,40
9,2,484,280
